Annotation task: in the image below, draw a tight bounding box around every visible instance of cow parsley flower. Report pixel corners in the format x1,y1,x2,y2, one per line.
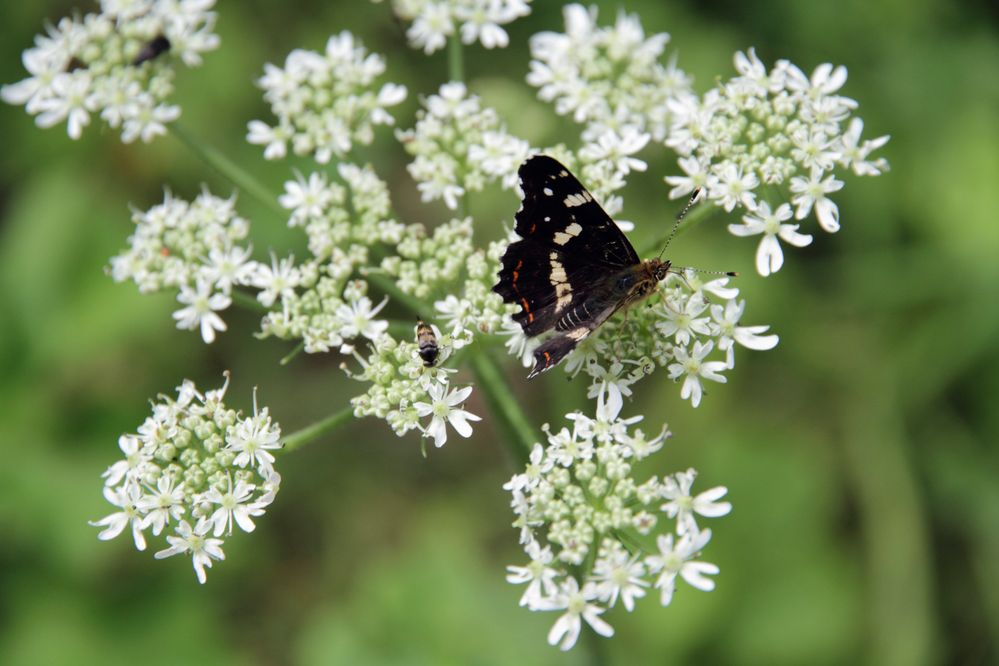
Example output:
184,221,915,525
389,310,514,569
172,278,230,343
387,0,532,54
154,520,226,584
2,0,218,141
505,397,729,650
398,82,532,209
346,330,470,443
665,47,889,266
528,4,692,141
667,341,728,408
645,528,719,606
728,201,812,276
535,577,614,651
110,190,259,343
90,376,282,584
660,468,732,536
248,32,407,163
413,382,482,447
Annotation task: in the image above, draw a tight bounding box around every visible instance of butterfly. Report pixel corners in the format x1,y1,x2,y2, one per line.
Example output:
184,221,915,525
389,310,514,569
493,155,698,379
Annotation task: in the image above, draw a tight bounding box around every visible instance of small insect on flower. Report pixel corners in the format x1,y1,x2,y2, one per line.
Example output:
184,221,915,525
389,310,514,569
493,156,711,378
415,317,439,367
133,35,172,66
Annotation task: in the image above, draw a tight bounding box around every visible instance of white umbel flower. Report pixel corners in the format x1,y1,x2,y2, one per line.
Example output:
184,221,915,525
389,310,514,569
413,382,482,447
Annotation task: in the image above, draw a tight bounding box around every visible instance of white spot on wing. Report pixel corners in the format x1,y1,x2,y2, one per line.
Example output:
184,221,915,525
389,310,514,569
563,192,591,207
566,327,590,341
549,255,572,312
543,187,553,196
553,222,583,245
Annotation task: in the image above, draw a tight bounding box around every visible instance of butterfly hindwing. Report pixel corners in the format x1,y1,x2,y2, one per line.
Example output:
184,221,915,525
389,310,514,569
496,238,625,337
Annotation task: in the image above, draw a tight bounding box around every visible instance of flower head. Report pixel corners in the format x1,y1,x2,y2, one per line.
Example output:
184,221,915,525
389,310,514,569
248,32,406,163
505,404,730,649
389,0,532,54
91,376,282,584
528,4,691,141
2,1,218,141
665,47,888,262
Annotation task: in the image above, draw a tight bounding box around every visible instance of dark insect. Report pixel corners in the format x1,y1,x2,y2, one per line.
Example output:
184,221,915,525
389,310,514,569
415,318,439,367
133,35,171,66
65,57,87,72
493,155,703,379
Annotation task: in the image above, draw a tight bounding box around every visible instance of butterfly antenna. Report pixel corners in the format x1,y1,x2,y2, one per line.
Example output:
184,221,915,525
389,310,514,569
657,188,702,260
671,266,739,278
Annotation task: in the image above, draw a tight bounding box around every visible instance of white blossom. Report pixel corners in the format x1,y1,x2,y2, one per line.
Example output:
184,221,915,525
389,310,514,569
728,201,813,276
413,382,482,447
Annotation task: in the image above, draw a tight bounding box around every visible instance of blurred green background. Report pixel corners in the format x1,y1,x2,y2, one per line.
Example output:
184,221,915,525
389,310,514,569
2,1,998,664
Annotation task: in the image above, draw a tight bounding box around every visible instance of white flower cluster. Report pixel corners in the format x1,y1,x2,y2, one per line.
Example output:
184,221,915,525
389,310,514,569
666,48,890,275
433,237,513,336
379,217,475,299
263,164,459,353
398,83,650,222
398,82,532,209
505,395,731,650
109,190,259,343
90,375,282,584
344,326,479,449
387,0,531,54
528,4,692,142
247,32,407,164
1,0,219,142
506,270,778,408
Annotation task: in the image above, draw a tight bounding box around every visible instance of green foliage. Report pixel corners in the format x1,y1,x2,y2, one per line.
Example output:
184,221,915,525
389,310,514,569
1,1,998,664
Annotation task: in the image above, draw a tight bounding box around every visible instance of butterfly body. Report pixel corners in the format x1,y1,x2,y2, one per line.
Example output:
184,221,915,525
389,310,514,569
493,156,671,378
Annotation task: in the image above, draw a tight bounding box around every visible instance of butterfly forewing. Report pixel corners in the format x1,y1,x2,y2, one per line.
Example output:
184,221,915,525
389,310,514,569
512,156,640,267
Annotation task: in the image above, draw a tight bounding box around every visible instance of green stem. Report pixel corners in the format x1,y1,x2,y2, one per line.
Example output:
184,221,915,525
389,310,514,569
469,351,535,465
281,405,355,452
280,341,305,366
231,288,267,313
447,35,464,83
169,122,285,220
582,626,611,666
366,271,432,317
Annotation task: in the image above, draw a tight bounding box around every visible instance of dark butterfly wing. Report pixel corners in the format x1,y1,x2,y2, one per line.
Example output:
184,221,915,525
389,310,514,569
494,155,652,378
513,155,639,267
494,156,640,336
528,302,617,378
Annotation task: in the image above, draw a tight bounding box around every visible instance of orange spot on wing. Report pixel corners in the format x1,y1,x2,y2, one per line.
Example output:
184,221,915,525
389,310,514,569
519,297,534,323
